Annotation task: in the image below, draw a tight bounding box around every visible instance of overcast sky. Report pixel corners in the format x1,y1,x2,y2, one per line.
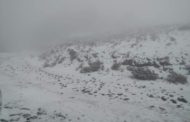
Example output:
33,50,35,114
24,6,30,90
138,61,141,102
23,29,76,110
0,0,190,51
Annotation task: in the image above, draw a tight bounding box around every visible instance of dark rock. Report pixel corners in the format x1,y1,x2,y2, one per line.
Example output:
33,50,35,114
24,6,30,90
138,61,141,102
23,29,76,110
37,108,47,116
123,98,129,101
169,94,174,97
0,119,9,122
177,97,188,103
23,113,31,118
161,96,167,101
170,99,177,104
148,94,154,98
176,105,183,108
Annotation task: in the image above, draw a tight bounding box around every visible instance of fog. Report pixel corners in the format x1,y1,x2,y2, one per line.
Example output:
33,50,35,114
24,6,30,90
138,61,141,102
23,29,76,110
0,0,190,51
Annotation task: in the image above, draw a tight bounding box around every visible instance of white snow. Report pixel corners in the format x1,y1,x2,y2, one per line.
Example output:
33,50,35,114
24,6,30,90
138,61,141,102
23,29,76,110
0,27,190,122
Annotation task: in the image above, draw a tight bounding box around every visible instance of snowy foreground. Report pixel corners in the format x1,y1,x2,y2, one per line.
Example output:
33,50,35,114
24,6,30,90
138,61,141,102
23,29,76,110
0,27,190,122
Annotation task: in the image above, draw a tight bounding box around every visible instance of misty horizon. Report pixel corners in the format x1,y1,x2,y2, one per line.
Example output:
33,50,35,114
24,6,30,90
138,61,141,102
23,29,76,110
0,0,190,51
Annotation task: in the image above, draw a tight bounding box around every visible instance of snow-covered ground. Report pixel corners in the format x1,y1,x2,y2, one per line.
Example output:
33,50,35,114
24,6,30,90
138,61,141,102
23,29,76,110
0,26,190,122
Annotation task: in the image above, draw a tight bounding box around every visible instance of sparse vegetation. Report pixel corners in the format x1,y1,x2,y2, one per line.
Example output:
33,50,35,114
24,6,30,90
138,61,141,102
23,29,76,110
122,58,160,68
157,56,171,66
131,67,158,80
122,59,134,66
126,66,136,71
43,56,65,68
111,62,121,70
166,72,187,84
80,60,103,73
43,61,56,68
122,57,171,68
185,65,190,74
68,49,78,61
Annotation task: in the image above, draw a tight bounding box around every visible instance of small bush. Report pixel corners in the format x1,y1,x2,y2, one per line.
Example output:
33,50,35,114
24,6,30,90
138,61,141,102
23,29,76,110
131,67,158,80
57,57,65,64
123,57,171,67
89,60,103,70
43,56,65,68
43,62,50,68
185,65,190,74
157,57,171,66
43,61,56,68
111,62,121,70
68,49,78,61
167,72,187,84
122,59,134,65
80,67,93,73
126,66,136,71
80,60,103,73
122,58,160,68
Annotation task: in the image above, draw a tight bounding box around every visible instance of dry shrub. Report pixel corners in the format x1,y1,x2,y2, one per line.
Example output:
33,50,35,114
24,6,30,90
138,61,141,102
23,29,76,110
167,72,187,84
122,58,160,68
131,67,158,80
111,62,121,70
68,49,78,61
80,60,103,73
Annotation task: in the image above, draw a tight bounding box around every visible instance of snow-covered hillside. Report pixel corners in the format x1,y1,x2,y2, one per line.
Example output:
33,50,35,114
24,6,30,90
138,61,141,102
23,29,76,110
40,26,190,78
0,26,190,122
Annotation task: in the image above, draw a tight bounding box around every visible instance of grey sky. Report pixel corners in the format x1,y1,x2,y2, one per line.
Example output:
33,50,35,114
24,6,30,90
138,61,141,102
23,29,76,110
0,0,190,51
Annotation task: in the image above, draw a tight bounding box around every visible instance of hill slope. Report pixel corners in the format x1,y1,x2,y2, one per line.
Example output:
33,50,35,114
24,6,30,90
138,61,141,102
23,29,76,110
0,25,190,122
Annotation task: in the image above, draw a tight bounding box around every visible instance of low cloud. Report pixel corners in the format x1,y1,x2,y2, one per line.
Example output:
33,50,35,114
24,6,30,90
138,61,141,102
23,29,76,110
0,0,190,51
